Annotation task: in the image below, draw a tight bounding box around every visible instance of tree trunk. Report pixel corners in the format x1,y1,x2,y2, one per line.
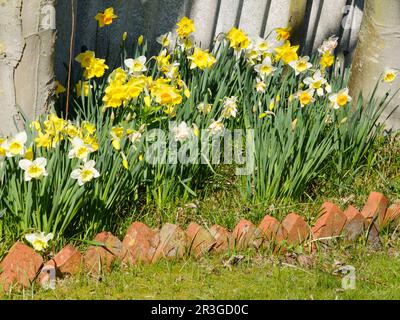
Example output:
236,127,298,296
349,0,400,131
0,0,56,135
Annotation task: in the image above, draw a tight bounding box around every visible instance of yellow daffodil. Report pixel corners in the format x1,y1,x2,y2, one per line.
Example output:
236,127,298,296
84,58,109,79
188,47,216,70
75,50,96,68
95,7,117,28
383,68,398,83
320,51,334,70
275,27,291,41
76,80,90,97
55,81,66,97
226,27,251,51
274,41,299,64
35,131,53,149
176,17,195,39
254,56,276,76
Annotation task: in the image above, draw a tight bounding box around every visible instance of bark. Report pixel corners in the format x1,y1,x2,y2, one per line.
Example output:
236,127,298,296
349,0,400,130
0,0,56,135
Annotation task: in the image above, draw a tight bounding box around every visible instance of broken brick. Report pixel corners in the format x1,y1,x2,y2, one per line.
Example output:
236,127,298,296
232,219,263,250
152,224,188,262
281,213,309,245
186,222,216,257
312,202,346,241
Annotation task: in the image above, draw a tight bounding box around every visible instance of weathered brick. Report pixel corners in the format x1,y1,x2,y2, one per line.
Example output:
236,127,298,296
84,232,125,274
312,202,346,241
122,222,159,265
0,242,43,291
232,219,263,250
281,213,309,245
186,223,216,257
152,224,188,262
361,192,389,229
209,225,233,253
258,215,287,244
343,206,365,240
382,203,400,228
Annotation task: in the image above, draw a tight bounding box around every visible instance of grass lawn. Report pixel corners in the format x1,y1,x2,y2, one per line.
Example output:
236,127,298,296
4,245,400,300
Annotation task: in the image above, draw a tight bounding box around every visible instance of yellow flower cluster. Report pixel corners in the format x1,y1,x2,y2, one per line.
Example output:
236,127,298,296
226,27,251,51
95,7,117,28
176,16,195,39
75,50,109,79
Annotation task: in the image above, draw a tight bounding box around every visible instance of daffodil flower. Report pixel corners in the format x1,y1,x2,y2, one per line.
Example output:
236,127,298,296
303,70,328,96
295,89,315,107
318,35,339,54
254,56,276,77
208,120,225,135
197,102,212,115
71,160,100,186
124,56,147,75
221,96,238,119
3,131,27,157
172,122,191,143
255,78,266,93
68,137,94,160
288,56,312,75
156,32,172,48
329,88,352,109
25,232,53,252
383,68,398,83
19,158,48,181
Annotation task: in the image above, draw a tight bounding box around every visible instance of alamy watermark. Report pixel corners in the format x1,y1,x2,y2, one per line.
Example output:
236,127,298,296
143,122,255,176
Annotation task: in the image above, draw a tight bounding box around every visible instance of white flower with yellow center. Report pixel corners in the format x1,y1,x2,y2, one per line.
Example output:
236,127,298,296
172,121,191,143
197,102,212,115
318,35,339,54
295,89,315,107
221,96,238,119
68,137,94,160
3,131,27,157
25,232,53,252
208,120,225,135
253,37,270,53
329,88,352,109
254,57,276,77
19,157,48,181
383,68,398,83
156,32,172,47
255,78,266,93
303,70,328,96
124,56,147,75
289,56,312,75
71,160,100,186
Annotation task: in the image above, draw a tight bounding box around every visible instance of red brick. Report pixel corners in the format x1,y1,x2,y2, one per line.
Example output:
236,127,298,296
209,225,233,253
343,206,365,240
152,224,188,262
258,215,287,244
232,219,263,250
281,213,309,245
312,202,346,241
122,222,160,265
186,223,216,257
361,192,388,228
84,232,125,274
382,203,400,228
0,242,43,291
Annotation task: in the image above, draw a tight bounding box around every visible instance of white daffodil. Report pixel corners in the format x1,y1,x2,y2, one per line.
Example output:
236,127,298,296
3,131,27,157
329,88,352,109
208,120,225,135
295,89,315,107
255,78,266,93
318,35,339,54
68,137,94,160
25,232,53,252
197,102,212,115
253,37,270,53
254,56,276,77
303,70,328,96
383,68,398,83
129,130,142,143
124,56,147,75
172,121,191,143
71,160,100,186
289,56,312,75
156,32,172,47
19,157,48,181
221,96,238,119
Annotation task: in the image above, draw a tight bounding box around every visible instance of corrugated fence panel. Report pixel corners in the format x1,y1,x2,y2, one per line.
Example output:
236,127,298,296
55,0,364,81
